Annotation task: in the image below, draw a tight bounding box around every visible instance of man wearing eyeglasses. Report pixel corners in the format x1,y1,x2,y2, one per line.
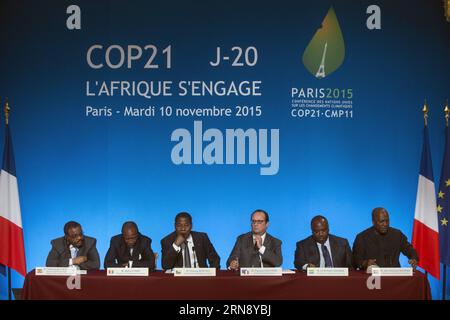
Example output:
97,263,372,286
227,209,282,269
104,221,156,270
46,221,100,270
161,212,220,269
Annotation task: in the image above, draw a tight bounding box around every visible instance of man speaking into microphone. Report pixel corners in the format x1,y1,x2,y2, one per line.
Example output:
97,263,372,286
161,212,220,269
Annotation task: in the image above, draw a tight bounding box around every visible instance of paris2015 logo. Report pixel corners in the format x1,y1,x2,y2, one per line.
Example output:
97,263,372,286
302,6,345,79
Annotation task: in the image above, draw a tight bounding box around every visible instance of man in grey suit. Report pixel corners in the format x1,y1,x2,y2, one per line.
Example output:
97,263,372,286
294,215,352,270
227,209,282,269
46,221,100,270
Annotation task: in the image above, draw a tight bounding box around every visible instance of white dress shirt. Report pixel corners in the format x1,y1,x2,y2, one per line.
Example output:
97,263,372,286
172,234,197,267
253,233,266,268
68,245,78,266
128,248,134,268
302,238,334,270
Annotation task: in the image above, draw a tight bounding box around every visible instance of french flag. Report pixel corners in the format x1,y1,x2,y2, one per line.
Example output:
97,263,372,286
412,125,440,279
0,122,26,277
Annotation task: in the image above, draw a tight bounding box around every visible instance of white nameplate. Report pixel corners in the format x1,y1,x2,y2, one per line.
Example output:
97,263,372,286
240,267,282,276
35,267,87,276
282,269,296,274
173,268,216,276
106,268,149,276
307,268,349,276
371,267,413,276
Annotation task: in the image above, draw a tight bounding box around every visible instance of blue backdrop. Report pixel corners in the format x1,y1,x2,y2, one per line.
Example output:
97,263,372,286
0,0,449,299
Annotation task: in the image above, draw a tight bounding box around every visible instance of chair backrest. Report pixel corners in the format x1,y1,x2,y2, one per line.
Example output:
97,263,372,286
154,252,158,269
12,288,23,300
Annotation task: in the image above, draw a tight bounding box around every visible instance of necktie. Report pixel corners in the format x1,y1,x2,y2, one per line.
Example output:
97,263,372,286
254,240,263,268
70,246,78,259
321,244,333,268
182,242,191,268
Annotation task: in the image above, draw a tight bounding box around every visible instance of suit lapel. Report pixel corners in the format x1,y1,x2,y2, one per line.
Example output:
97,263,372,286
63,246,72,260
263,233,271,249
131,237,142,260
130,244,137,261
191,232,201,266
78,240,88,257
329,236,339,267
170,232,184,268
248,233,255,250
118,240,126,260
62,239,71,259
309,237,321,266
248,233,260,267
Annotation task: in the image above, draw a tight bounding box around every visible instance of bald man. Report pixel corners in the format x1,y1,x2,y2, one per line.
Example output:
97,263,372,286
294,215,352,270
104,221,156,270
352,207,418,270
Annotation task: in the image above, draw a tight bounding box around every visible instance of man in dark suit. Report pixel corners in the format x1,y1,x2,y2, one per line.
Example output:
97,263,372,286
352,207,419,270
161,212,220,269
294,215,352,270
227,209,282,269
104,221,156,270
46,221,100,270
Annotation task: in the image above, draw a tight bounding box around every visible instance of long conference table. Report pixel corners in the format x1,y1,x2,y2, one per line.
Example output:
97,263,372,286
22,269,431,300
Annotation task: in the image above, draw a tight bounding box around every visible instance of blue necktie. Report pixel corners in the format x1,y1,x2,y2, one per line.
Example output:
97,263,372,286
321,244,333,268
70,246,78,259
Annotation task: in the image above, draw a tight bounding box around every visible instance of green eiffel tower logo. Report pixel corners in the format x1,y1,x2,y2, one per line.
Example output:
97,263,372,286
302,6,345,79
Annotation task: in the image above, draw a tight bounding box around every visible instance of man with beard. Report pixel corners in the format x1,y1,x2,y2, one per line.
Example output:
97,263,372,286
352,207,419,270
46,221,100,270
104,221,155,270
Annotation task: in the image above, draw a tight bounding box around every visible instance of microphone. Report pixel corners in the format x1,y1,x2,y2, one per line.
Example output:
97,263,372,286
192,246,198,268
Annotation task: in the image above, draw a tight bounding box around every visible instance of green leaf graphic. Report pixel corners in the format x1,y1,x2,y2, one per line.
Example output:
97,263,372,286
302,6,345,79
